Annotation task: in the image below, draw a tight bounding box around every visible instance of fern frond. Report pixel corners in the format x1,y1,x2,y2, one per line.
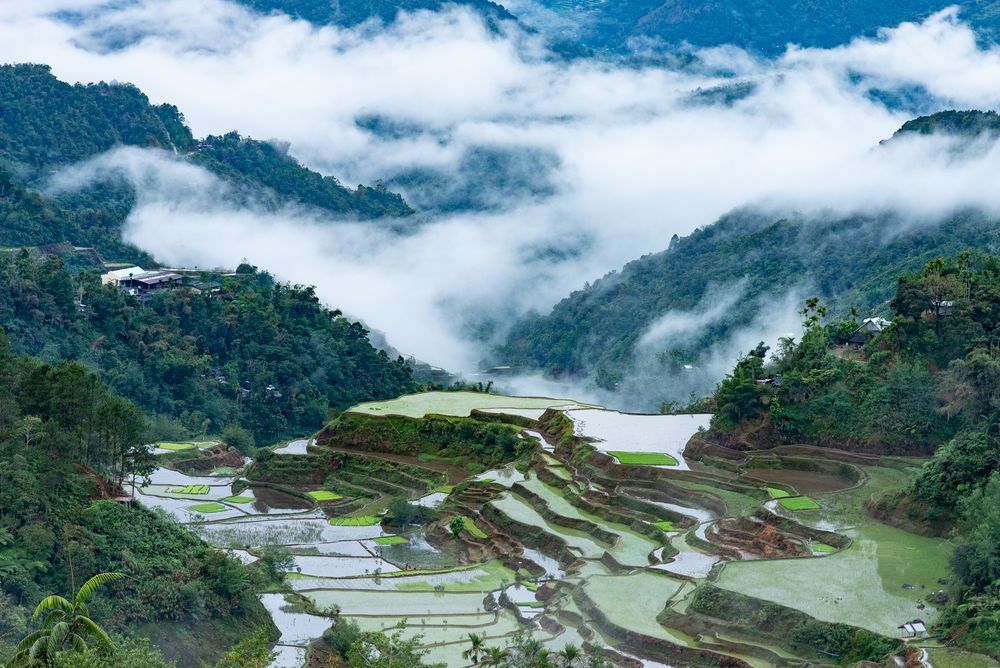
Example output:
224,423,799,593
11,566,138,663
75,572,124,605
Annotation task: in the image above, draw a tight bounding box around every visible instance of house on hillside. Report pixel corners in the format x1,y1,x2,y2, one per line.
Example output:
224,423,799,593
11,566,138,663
931,299,955,319
117,270,183,294
849,317,891,346
101,266,145,285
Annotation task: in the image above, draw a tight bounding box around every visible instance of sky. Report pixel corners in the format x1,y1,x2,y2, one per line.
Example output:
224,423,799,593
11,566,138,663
4,1,1000,390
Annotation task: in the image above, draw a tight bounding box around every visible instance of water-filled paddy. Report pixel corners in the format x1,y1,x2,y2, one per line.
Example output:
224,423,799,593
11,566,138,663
567,409,711,470
715,524,952,636
490,494,610,557
582,572,690,644
348,391,598,418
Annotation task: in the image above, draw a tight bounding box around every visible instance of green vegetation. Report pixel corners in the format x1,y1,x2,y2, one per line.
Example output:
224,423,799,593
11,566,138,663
188,503,228,513
812,543,837,553
461,516,487,539
307,490,343,501
8,572,122,666
0,330,269,664
374,536,409,545
321,410,532,469
653,521,676,532
0,253,414,444
172,485,210,495
223,496,253,504
778,497,821,511
608,451,678,466
767,487,790,499
328,516,381,526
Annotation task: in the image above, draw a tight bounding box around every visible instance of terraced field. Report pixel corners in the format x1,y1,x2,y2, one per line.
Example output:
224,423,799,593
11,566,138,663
134,393,986,668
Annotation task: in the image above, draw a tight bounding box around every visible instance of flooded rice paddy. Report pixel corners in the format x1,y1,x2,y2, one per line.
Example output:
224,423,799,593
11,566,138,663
136,396,959,667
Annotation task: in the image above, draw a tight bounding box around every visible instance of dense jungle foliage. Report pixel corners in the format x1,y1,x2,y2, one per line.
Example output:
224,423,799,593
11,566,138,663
0,64,410,260
710,251,1000,656
0,331,273,665
0,252,415,444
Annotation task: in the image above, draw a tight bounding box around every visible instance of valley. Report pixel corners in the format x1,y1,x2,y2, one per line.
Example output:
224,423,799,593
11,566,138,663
136,390,980,667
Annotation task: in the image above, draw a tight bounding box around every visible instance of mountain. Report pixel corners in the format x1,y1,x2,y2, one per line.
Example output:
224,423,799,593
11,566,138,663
236,0,516,28
525,0,1000,54
0,64,411,261
496,112,1000,405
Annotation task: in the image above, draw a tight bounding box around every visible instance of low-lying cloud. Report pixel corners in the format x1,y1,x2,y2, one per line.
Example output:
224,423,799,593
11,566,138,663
6,1,1000,394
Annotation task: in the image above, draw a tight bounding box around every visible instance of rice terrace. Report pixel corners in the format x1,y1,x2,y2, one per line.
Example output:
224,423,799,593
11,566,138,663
130,390,973,667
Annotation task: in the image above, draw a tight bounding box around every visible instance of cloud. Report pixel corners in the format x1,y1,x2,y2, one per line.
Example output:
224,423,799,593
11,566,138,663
7,1,1000,389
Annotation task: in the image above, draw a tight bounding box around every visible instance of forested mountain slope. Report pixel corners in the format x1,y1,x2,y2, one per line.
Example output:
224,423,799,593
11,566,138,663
0,332,275,665
0,254,414,444
0,64,410,260
497,112,1000,399
706,252,1000,656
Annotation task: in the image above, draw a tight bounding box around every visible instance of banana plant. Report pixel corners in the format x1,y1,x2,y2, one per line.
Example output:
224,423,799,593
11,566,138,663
7,571,123,667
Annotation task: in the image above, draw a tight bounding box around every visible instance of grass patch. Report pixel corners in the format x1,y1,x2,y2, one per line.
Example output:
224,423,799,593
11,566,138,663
172,485,209,495
188,503,227,513
223,496,254,504
307,490,343,501
374,536,408,545
925,647,998,668
766,487,790,499
329,516,380,526
519,601,545,608
653,521,676,532
157,442,195,451
437,485,454,494
524,581,539,592
778,496,821,511
812,542,837,553
460,516,487,538
608,451,679,466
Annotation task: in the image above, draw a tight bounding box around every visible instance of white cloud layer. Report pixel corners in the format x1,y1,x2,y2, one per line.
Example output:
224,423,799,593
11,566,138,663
4,1,1000,384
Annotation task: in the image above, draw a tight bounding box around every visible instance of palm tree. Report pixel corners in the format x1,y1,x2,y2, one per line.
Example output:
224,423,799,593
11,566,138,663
557,643,582,667
8,571,124,666
462,632,486,664
479,646,511,667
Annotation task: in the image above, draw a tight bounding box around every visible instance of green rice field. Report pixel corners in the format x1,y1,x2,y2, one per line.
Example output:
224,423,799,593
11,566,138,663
460,516,488,538
374,536,408,545
766,487,790,499
188,503,227,513
778,496,821,511
307,490,343,501
716,524,953,636
608,451,679,466
223,496,254,503
172,485,209,495
329,516,381,526
653,521,675,532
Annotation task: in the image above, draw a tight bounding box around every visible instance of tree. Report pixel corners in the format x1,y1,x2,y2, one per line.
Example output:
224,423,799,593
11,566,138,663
221,424,255,454
346,630,444,668
556,644,582,667
448,517,465,539
480,646,511,667
462,633,486,664
8,572,123,666
211,627,275,668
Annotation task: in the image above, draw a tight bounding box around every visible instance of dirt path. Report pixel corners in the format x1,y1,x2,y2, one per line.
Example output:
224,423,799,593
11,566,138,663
316,446,471,485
